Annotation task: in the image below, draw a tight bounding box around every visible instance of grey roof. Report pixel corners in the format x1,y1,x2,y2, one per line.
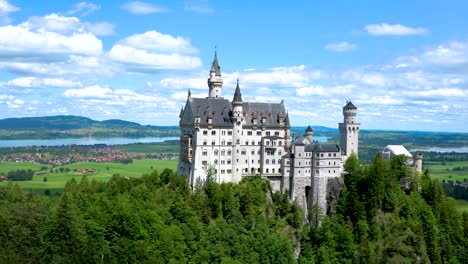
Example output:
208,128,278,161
304,143,340,152
210,51,221,76
285,112,291,128
306,125,313,132
180,97,287,128
232,80,243,104
344,101,357,110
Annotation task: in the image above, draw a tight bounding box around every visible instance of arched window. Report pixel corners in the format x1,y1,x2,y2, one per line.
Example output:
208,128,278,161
214,150,219,155
214,159,218,164
221,150,226,155
266,159,270,164
272,159,276,164
227,150,232,155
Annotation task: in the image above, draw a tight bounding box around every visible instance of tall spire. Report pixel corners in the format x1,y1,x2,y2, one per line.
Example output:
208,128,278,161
210,51,221,76
232,78,243,105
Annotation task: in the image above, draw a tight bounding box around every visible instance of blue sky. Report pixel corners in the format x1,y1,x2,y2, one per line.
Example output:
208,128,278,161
0,0,467,132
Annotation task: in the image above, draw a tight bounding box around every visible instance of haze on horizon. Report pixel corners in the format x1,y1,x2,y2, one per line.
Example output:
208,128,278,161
0,0,466,133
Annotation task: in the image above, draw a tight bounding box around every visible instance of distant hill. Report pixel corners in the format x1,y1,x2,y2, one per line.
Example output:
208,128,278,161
0,115,179,139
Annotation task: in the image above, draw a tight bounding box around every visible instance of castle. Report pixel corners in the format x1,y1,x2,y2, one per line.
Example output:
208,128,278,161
178,52,360,214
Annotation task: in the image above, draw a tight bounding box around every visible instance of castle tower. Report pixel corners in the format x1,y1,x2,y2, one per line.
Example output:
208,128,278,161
413,152,423,174
305,125,313,142
231,79,244,183
207,51,223,98
339,101,360,157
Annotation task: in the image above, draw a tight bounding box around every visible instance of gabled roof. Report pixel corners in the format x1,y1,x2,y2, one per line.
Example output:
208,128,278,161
304,143,340,152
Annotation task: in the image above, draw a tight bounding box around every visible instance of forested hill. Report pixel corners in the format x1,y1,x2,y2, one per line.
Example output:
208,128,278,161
0,115,179,139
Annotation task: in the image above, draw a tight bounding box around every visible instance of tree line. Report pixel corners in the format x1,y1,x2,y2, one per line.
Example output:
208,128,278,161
0,154,467,263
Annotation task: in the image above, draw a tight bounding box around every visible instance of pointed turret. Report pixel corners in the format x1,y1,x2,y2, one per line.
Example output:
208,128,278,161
232,79,243,105
305,125,313,141
210,51,221,76
285,112,291,128
207,51,223,98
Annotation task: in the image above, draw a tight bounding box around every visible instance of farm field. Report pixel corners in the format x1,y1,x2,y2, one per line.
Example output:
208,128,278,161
423,160,468,182
0,159,178,194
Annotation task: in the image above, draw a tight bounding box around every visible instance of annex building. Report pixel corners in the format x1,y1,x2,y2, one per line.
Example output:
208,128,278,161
178,53,360,213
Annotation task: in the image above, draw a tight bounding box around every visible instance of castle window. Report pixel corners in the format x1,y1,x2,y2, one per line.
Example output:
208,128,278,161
272,168,275,173
321,153,324,157
241,150,246,155
221,140,225,145
266,131,271,136
252,160,254,163
279,168,281,173
316,153,320,157
202,161,207,165
266,141,270,146
203,141,207,146
212,131,216,135
278,159,281,164
221,170,225,174
202,150,208,156
227,142,232,145
316,161,319,166
227,150,232,155
222,150,226,155
333,153,337,157
214,150,219,155
272,159,276,164
258,168,261,172
252,141,255,145
227,160,231,164
236,139,240,144
278,141,282,146
279,151,282,155
328,153,331,157
227,169,232,173
221,160,225,165
275,131,280,136
299,162,301,165
251,150,255,155
266,159,270,164
329,162,331,165
247,131,252,136
299,153,301,157
246,141,249,145
214,159,218,164
228,131,232,135
316,170,319,174
212,141,215,145
203,130,208,135
222,130,226,135
257,131,261,136
266,169,269,173
334,162,336,165
328,170,331,173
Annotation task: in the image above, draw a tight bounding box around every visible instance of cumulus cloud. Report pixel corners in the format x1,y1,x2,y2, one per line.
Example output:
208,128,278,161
122,1,168,14
68,2,100,16
109,30,202,72
0,0,18,13
325,41,356,52
365,23,428,36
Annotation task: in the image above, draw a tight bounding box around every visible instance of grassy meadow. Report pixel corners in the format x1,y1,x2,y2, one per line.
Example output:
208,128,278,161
0,159,178,194
454,199,468,213
423,160,468,182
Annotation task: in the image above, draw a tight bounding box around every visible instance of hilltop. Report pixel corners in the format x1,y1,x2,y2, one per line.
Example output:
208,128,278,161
0,115,178,139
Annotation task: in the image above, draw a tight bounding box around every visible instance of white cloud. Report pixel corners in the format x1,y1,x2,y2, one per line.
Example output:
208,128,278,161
109,44,201,71
159,77,207,90
85,22,115,36
108,30,202,72
119,30,198,54
122,1,168,14
68,2,100,16
365,23,428,36
184,5,215,13
325,41,356,52
6,98,24,109
0,0,18,13
405,88,466,97
296,84,355,96
3,77,82,88
0,14,103,58
64,85,112,99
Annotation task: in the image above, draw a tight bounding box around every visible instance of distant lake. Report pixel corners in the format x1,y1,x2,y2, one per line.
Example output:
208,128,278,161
410,147,468,153
0,137,180,148
0,135,328,148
